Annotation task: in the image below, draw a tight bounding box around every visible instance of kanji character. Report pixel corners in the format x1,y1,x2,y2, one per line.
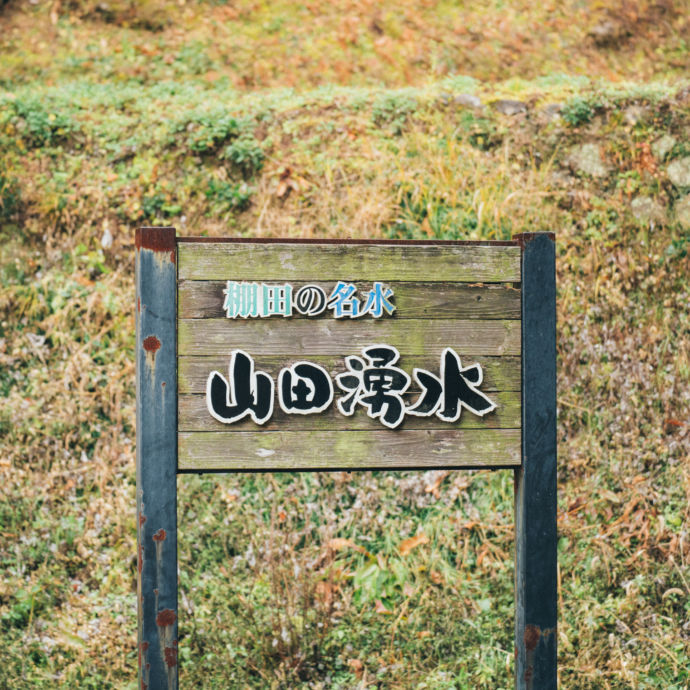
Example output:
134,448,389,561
327,281,360,318
262,283,292,317
407,348,496,422
223,281,261,318
278,362,333,414
360,282,395,318
336,345,410,428
206,350,274,425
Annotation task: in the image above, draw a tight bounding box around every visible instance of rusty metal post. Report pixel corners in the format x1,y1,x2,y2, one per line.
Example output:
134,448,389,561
136,227,178,690
514,232,557,689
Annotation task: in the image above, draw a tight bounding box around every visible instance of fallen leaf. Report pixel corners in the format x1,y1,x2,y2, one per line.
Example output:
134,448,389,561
429,570,443,585
275,166,302,198
347,658,364,678
476,545,490,568
399,533,429,556
374,599,393,615
315,580,335,607
664,418,684,432
425,470,450,498
635,142,657,175
137,45,160,57
328,537,355,550
566,496,586,512
327,538,368,555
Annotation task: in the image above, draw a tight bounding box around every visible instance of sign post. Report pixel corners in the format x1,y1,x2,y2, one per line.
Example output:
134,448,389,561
136,229,556,689
514,233,558,688
135,227,178,690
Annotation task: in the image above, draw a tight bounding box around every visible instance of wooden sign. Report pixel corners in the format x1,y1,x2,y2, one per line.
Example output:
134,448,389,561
177,240,521,471
136,230,557,689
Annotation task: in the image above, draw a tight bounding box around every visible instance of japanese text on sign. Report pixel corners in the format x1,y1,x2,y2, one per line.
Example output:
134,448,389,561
206,345,497,430
223,281,396,319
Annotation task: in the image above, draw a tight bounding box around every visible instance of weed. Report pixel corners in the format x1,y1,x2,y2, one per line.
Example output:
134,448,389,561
0,168,20,223
175,41,215,75
457,111,502,151
9,98,75,148
561,96,598,127
222,136,265,177
1,585,53,630
389,185,484,240
372,93,418,135
205,179,253,211
141,192,181,221
173,108,253,154
664,229,690,260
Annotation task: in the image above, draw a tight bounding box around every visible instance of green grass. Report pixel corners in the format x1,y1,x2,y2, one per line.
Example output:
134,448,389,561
1,0,689,687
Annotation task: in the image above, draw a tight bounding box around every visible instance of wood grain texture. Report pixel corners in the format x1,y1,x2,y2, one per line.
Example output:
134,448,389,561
177,237,519,246
178,390,520,432
178,428,521,471
179,354,521,394
178,243,521,282
179,280,521,320
178,319,520,357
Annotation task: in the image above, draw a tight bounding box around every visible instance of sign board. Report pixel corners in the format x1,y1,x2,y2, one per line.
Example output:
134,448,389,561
136,230,557,689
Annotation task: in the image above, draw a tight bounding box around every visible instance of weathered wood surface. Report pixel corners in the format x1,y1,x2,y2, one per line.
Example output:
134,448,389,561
178,242,521,282
178,428,521,471
514,232,557,689
136,227,178,690
179,354,520,394
179,390,519,432
179,280,521,320
178,319,520,357
177,240,523,472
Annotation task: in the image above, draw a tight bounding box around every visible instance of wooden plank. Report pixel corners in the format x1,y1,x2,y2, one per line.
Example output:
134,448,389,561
179,280,521,320
178,242,521,282
179,354,520,394
178,390,520,432
514,233,557,689
178,319,521,357
178,428,521,471
177,238,519,247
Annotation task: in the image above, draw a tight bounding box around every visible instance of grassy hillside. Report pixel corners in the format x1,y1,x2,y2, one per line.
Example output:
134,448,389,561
1,1,689,688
